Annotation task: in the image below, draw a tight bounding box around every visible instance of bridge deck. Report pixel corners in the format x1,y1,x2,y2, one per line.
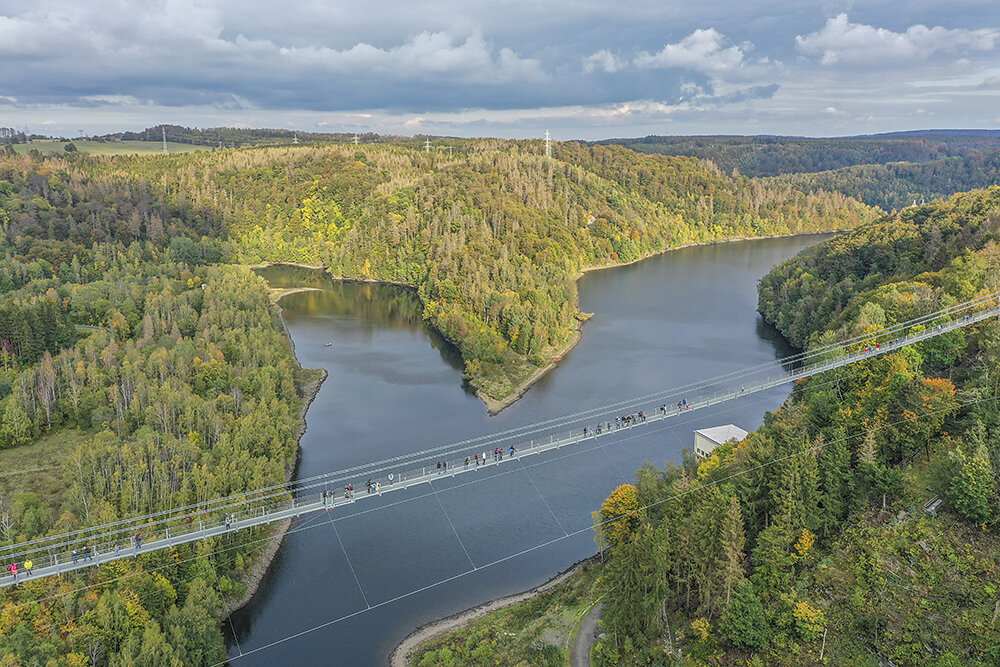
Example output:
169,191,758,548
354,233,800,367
2,304,998,588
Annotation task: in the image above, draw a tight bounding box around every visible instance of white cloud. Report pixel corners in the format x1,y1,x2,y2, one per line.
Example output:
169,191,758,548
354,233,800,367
796,14,999,66
583,49,625,74
273,30,546,83
636,29,746,73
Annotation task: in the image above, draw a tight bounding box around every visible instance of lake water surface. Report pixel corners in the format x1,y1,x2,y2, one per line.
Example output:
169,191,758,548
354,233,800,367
229,235,828,664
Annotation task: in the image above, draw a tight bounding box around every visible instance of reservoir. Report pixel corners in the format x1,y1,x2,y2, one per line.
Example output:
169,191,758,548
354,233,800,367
229,234,828,664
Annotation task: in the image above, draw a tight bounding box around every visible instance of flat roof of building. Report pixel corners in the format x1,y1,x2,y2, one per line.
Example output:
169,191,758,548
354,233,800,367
694,424,749,446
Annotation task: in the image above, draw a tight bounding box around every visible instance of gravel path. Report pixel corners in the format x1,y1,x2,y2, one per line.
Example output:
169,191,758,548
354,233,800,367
571,602,604,667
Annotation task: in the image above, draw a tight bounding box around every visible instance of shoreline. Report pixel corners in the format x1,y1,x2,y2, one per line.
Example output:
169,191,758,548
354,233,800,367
473,228,841,415
389,556,598,667
250,228,840,417
221,287,329,618
475,318,587,415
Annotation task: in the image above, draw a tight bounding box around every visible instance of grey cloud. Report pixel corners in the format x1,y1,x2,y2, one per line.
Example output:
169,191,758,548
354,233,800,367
0,0,998,138
796,13,999,66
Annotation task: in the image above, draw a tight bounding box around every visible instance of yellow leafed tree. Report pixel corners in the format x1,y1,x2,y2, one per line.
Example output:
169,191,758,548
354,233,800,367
595,483,645,552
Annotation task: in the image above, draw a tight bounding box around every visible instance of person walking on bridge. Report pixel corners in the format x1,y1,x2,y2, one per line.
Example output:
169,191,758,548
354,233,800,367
23,559,32,577
8,562,17,585
134,534,141,556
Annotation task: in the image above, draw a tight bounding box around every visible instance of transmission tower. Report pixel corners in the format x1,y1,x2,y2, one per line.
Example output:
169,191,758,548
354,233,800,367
162,127,168,153
353,134,359,146
424,138,431,153
544,130,551,159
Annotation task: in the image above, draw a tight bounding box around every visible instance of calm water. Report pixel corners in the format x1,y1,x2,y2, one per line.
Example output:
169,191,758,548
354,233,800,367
229,236,827,664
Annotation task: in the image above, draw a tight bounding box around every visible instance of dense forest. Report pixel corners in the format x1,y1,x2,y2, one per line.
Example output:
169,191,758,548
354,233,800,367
599,132,1000,177
599,133,1000,212
765,152,1000,212
0,156,314,664
581,187,1000,665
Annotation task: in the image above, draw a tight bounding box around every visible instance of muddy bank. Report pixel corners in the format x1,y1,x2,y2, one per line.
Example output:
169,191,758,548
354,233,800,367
389,556,599,667
475,318,587,415
268,286,322,302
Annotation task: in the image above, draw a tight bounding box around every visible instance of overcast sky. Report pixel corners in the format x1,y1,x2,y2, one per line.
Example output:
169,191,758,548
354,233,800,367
1,0,999,139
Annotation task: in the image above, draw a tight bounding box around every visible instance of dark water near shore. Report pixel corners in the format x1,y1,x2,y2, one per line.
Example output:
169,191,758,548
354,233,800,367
228,236,828,664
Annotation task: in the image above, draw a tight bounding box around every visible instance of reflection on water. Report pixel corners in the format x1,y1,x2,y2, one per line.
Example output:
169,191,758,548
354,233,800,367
256,265,465,373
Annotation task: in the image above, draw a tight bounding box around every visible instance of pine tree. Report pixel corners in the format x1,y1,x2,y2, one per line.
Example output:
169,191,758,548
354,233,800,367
718,581,769,651
817,437,851,540
719,496,746,605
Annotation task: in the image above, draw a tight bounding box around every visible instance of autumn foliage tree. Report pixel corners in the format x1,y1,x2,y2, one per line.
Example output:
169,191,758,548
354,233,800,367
596,483,645,552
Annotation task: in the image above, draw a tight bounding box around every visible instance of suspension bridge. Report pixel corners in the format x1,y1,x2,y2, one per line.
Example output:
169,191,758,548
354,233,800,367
2,293,998,588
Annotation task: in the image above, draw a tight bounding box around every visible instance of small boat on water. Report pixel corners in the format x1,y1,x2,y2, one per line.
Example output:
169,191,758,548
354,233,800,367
324,342,333,347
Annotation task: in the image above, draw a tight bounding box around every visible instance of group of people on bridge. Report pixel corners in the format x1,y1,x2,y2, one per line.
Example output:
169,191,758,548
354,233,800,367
6,533,143,586
585,411,649,437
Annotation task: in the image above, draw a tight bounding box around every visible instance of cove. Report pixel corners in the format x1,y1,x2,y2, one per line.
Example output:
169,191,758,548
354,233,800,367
228,234,829,665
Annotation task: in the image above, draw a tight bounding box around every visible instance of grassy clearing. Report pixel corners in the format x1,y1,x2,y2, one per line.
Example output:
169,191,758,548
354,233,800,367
411,560,603,667
11,140,210,156
0,428,89,507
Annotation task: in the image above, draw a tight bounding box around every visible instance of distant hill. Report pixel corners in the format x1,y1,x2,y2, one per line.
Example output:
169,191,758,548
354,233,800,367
859,129,1000,139
96,124,407,148
764,151,1000,211
597,131,1000,211
597,132,1000,177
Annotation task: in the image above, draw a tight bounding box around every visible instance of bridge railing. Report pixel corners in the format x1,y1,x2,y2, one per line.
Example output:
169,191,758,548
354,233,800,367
3,298,998,585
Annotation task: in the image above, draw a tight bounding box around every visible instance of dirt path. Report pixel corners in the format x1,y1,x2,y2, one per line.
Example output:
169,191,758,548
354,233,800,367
571,602,603,667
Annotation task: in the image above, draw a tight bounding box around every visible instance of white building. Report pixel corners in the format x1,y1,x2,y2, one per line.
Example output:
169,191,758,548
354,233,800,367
693,424,749,460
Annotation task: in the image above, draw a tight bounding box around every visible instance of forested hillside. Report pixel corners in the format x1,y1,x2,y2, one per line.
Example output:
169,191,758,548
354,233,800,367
91,140,871,403
600,133,1000,212
585,187,1000,665
764,152,1000,211
759,186,1000,348
0,156,313,664
600,132,1000,177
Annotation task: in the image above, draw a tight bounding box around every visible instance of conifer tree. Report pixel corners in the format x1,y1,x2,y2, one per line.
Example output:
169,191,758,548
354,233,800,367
719,496,746,605
718,581,768,651
817,436,851,540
